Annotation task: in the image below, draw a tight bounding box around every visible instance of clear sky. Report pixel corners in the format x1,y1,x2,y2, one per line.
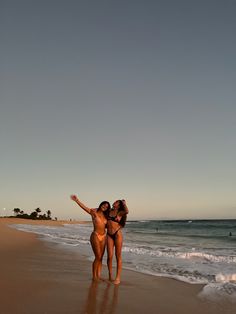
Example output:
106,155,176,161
1,0,236,220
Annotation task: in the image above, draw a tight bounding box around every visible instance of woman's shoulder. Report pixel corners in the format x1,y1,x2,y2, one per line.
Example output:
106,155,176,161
90,208,98,217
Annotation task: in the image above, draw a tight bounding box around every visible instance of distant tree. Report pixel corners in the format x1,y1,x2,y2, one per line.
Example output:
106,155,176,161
35,208,41,214
20,213,30,219
20,210,24,215
46,210,51,220
29,211,38,219
13,208,21,216
39,214,47,220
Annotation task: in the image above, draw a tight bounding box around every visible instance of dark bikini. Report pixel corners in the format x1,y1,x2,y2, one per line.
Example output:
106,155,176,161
107,213,121,239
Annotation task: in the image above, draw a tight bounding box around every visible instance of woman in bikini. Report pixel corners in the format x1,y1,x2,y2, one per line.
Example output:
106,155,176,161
70,195,110,281
106,199,129,284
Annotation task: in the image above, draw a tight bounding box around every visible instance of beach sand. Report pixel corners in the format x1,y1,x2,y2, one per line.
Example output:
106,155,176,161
0,218,234,314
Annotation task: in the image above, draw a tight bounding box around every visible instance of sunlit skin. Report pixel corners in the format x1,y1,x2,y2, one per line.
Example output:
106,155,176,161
107,199,129,285
70,195,109,281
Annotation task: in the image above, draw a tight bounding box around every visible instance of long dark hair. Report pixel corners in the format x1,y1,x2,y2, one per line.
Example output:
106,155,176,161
117,200,127,227
98,201,111,215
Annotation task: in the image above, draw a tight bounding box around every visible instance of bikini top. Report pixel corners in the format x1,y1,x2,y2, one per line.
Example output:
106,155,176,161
107,212,119,222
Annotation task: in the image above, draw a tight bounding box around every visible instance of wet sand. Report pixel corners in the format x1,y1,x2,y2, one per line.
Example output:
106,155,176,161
0,218,234,314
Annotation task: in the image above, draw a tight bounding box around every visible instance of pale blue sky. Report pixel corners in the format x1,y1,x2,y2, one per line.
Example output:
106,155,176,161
1,0,236,220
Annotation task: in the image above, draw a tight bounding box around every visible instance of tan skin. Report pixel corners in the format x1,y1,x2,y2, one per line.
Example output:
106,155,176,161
107,200,129,285
70,195,108,281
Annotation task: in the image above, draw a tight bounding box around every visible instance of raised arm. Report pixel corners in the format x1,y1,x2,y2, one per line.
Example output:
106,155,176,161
70,195,96,216
115,199,129,222
122,199,129,214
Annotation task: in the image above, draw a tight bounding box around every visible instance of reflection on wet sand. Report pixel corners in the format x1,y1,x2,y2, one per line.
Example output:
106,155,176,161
82,281,119,314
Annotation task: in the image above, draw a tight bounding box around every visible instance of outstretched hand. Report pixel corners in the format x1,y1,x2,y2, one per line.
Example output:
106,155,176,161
70,195,79,202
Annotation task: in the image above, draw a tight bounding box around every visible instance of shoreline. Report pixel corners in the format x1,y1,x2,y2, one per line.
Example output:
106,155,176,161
0,216,89,225
0,218,235,314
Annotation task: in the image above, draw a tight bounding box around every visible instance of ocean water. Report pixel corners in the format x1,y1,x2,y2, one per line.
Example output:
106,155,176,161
11,219,236,301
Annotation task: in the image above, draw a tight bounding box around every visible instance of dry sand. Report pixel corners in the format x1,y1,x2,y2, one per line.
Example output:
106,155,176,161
0,218,234,314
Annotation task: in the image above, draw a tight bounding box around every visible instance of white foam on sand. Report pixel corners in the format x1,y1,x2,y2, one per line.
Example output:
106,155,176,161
199,273,236,302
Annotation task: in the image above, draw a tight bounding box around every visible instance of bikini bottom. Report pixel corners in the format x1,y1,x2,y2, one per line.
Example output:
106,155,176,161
92,231,106,242
107,228,121,240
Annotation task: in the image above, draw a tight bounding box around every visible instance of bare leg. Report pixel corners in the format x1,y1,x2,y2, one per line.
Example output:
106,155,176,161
107,235,115,281
97,259,103,279
114,231,123,284
90,232,103,280
97,237,106,279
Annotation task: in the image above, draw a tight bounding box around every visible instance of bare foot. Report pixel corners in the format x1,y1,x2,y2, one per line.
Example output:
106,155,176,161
113,278,120,285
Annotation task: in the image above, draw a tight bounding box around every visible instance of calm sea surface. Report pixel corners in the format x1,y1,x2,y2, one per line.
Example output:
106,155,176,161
11,219,236,301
